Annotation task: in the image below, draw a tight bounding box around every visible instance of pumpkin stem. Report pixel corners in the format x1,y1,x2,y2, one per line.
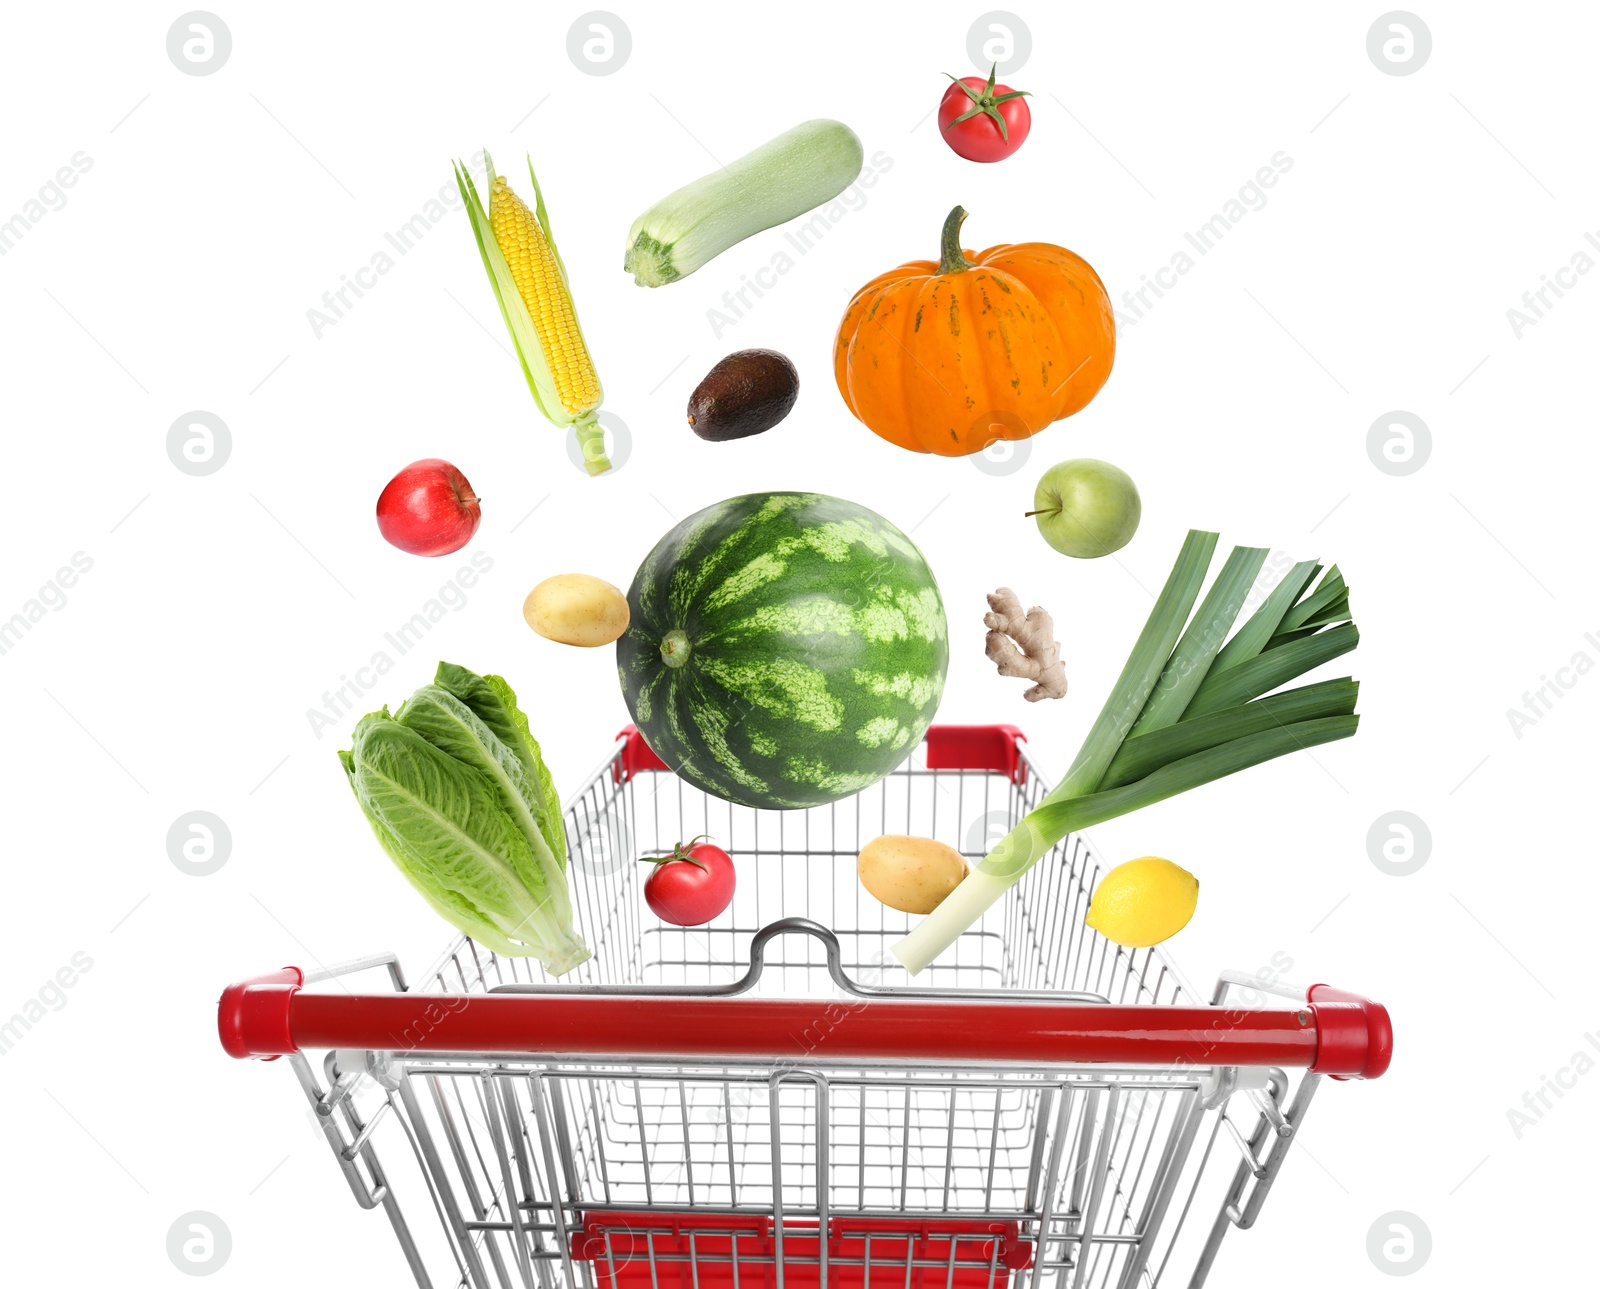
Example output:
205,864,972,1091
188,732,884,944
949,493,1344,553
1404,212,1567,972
937,206,979,275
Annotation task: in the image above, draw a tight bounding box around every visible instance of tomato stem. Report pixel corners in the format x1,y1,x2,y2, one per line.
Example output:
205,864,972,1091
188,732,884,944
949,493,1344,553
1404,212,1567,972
941,63,1031,143
640,854,707,871
640,834,714,870
938,206,980,275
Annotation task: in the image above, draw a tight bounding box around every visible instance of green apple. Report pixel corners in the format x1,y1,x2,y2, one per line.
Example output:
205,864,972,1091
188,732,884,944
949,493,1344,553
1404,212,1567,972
1029,458,1141,558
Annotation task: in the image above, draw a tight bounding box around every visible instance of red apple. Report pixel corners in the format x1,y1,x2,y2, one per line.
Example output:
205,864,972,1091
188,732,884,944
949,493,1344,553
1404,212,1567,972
376,459,481,556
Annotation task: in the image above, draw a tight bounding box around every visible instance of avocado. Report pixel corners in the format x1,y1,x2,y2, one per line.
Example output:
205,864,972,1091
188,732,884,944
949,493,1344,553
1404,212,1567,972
687,349,799,442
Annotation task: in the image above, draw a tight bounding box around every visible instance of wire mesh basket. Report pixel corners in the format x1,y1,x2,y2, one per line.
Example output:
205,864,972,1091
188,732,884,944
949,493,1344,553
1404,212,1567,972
219,724,1390,1288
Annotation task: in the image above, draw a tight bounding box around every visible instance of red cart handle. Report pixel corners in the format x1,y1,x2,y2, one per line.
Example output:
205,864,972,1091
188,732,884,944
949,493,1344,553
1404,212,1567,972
1306,983,1393,1080
218,970,1390,1078
218,967,303,1063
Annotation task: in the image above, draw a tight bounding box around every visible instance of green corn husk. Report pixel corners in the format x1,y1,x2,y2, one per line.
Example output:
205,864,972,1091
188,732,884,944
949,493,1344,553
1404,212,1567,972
454,152,611,474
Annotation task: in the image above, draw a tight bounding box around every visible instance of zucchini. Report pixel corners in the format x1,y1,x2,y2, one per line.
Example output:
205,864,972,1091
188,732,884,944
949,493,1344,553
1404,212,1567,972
623,119,864,287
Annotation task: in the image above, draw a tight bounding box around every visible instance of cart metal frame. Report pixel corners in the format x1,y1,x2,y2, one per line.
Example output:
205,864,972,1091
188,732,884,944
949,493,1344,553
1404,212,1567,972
220,725,1390,1288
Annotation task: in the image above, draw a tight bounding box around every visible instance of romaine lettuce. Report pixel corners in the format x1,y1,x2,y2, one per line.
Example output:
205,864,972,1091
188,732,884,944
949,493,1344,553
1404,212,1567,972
339,663,589,975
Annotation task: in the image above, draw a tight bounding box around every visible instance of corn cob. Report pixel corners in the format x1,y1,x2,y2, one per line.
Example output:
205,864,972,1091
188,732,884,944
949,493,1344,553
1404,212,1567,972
489,176,601,418
455,153,611,475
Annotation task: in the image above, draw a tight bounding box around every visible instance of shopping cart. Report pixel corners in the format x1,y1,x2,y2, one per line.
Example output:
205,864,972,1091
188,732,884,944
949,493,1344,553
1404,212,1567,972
219,724,1391,1289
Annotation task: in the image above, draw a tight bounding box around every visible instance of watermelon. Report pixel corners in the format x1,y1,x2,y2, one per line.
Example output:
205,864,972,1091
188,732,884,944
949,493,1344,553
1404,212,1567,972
617,492,949,810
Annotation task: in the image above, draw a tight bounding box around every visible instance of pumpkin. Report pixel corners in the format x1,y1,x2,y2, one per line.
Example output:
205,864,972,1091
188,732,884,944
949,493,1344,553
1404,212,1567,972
833,206,1115,457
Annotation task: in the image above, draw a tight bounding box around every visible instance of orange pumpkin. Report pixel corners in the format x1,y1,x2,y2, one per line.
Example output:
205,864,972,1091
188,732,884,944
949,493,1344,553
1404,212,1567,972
833,206,1115,456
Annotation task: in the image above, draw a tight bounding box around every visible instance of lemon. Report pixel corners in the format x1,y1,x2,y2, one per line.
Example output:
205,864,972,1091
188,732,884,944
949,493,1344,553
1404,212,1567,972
1085,858,1199,948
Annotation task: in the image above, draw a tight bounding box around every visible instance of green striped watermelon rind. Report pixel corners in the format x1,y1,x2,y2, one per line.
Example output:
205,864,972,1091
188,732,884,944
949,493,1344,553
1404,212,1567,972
617,492,949,810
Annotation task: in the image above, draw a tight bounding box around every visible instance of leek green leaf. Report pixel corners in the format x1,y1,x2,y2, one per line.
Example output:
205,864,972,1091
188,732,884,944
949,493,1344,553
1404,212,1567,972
1279,566,1347,634
1130,545,1268,735
1206,559,1319,679
1058,529,1218,797
1101,679,1359,788
1183,623,1359,717
994,715,1361,858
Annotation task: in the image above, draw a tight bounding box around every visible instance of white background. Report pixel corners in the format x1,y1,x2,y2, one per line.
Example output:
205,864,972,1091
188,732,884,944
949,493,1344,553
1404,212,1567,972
1,1,1593,1283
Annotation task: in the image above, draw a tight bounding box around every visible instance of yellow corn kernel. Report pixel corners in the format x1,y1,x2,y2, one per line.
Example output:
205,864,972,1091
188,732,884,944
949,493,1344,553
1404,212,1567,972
488,176,601,417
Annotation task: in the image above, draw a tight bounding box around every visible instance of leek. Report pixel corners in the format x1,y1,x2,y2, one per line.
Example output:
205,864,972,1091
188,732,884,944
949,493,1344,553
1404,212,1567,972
893,530,1361,975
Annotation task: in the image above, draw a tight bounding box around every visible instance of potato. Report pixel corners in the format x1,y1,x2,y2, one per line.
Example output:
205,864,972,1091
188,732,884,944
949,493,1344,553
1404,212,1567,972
522,574,630,647
857,834,971,915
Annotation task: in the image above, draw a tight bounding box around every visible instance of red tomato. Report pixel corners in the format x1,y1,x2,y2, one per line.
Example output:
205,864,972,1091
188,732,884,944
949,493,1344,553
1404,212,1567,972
939,63,1032,163
642,838,736,927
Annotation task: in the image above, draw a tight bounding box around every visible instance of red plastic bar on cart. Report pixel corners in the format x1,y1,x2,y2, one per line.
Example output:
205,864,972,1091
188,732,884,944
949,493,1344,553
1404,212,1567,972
217,974,1391,1078
570,1213,1032,1288
614,725,1029,786
923,725,1027,784
614,725,668,783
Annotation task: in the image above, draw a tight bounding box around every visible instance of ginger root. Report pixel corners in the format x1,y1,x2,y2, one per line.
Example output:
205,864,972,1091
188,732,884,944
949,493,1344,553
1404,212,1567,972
984,588,1068,702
